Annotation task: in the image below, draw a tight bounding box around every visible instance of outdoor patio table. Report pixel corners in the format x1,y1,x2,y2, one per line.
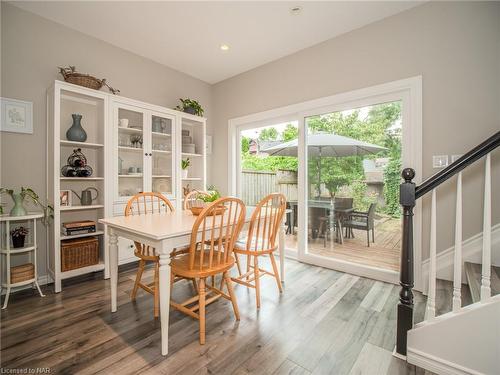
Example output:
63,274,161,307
288,201,353,244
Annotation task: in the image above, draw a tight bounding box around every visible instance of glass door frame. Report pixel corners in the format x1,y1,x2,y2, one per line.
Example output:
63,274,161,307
228,77,423,288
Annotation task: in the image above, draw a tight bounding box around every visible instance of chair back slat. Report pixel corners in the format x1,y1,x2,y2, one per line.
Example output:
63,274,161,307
188,197,245,272
183,190,210,210
246,193,286,253
125,192,175,258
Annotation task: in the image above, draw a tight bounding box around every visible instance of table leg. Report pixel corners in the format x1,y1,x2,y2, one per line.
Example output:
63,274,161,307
159,253,171,356
109,229,118,313
279,221,285,284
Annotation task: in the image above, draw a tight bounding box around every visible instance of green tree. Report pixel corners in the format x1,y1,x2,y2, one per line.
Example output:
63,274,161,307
259,127,278,141
241,136,250,153
282,124,298,141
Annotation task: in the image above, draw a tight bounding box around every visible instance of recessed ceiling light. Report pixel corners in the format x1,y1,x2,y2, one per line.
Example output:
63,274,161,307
290,6,302,15
220,44,230,51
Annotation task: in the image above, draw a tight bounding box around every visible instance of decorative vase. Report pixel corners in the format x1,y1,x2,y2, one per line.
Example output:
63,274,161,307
12,235,26,248
182,169,189,179
184,107,197,115
10,193,27,216
66,114,87,142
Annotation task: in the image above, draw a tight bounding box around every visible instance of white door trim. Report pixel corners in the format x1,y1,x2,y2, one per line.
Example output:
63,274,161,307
228,76,423,290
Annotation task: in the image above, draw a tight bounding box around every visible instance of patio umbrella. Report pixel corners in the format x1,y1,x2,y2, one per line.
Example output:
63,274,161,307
261,133,386,158
262,133,386,197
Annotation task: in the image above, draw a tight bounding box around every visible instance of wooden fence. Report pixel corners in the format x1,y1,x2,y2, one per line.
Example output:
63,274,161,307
241,170,298,205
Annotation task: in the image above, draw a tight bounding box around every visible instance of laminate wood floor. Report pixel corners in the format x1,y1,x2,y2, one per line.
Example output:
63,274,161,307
1,259,428,375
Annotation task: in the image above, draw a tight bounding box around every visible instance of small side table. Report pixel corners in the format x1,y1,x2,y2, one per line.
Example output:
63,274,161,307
0,212,45,309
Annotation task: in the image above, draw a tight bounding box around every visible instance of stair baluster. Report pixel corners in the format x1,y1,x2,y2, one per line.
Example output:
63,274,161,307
481,153,491,301
425,188,437,319
452,172,463,312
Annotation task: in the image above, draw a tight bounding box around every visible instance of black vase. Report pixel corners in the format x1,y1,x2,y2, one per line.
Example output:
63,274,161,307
66,114,87,142
12,235,26,248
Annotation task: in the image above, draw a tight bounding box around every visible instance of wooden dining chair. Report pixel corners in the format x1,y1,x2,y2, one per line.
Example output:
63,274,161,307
183,190,209,210
170,197,246,344
232,193,286,308
125,192,175,318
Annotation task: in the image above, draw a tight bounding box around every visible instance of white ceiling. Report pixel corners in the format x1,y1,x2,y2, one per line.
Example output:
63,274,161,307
14,1,422,84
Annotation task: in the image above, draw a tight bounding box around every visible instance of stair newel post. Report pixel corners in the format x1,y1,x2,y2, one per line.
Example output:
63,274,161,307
396,168,416,357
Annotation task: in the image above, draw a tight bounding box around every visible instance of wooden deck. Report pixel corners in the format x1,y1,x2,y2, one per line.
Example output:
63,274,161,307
285,218,401,272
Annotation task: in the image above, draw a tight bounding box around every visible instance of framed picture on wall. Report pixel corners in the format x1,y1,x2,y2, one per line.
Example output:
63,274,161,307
0,97,33,134
60,190,72,207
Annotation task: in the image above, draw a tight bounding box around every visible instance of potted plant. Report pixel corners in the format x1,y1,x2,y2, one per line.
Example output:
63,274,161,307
10,226,29,248
181,158,190,179
190,186,223,215
0,187,54,224
175,98,204,117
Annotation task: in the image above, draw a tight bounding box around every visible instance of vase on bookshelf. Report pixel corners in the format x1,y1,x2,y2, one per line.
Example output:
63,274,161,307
66,114,87,142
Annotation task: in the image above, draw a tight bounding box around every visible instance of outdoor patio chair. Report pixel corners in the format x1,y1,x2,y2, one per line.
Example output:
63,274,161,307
343,203,377,247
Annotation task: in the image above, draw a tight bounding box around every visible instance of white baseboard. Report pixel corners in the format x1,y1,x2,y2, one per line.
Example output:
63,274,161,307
407,348,483,375
422,223,500,287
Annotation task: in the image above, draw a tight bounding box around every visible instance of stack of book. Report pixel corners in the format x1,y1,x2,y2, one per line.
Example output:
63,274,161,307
62,220,96,236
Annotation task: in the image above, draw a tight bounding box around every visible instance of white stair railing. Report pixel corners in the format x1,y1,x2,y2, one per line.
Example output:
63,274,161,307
452,172,462,312
481,153,491,301
425,188,437,320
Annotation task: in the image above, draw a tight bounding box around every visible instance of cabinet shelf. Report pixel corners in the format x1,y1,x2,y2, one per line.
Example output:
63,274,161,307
182,152,202,157
61,231,104,241
152,132,171,137
153,150,172,154
60,177,104,181
60,205,104,211
61,262,105,279
118,146,143,152
118,127,143,134
0,246,36,254
152,175,171,178
60,140,104,149
118,174,143,178
182,177,202,181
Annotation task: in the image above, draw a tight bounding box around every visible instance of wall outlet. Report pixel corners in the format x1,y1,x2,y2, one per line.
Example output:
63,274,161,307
433,155,448,168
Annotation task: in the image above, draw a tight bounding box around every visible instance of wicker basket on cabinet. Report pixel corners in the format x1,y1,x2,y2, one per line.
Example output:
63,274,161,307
61,237,99,271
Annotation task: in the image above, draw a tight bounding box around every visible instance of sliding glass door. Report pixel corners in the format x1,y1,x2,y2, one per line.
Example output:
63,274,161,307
230,77,422,285
297,101,403,282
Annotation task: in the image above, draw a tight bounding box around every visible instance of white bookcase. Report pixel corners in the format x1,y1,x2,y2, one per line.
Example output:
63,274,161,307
47,81,206,291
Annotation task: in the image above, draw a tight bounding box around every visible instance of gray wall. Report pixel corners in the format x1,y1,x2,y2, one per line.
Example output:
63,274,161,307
0,3,212,277
211,1,500,259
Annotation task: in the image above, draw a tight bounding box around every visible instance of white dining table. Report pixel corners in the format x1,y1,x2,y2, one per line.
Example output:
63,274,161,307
99,207,285,356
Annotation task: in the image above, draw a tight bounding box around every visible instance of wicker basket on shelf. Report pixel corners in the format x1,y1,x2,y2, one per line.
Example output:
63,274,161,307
61,237,99,272
11,263,35,284
58,66,120,94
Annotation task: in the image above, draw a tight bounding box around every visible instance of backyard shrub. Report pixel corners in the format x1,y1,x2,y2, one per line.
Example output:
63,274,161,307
383,156,402,217
349,180,378,211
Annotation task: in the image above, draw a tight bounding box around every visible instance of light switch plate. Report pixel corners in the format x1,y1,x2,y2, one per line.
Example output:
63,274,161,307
433,155,448,168
451,154,463,163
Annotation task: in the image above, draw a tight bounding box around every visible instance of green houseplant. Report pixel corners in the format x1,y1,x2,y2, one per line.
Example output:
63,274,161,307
0,187,54,224
181,158,190,179
198,186,221,203
10,226,29,248
175,98,204,117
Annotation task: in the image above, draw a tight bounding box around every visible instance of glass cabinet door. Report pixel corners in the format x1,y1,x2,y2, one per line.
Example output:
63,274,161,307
116,105,146,199
151,113,174,198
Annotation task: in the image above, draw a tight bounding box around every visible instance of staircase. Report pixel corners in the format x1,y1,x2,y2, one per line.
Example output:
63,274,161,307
464,262,500,303
395,131,500,375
